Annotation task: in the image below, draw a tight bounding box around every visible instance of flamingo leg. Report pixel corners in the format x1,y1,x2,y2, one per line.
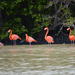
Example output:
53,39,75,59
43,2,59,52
13,40,16,45
48,42,51,46
71,41,72,44
11,40,13,45
29,42,32,47
71,40,74,44
73,40,74,44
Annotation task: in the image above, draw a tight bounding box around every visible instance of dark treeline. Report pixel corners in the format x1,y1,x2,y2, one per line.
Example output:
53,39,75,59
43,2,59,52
0,0,75,44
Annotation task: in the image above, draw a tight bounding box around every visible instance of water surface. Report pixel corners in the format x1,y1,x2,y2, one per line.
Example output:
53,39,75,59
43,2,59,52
0,44,75,75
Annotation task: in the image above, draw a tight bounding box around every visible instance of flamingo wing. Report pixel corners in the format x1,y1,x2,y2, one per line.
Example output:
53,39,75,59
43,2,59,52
11,34,21,40
69,35,75,41
27,36,37,42
45,36,54,43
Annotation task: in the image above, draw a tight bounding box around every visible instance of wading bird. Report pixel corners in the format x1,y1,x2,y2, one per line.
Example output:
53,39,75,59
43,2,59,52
0,42,4,46
8,29,21,45
44,27,54,44
25,34,37,47
67,27,75,44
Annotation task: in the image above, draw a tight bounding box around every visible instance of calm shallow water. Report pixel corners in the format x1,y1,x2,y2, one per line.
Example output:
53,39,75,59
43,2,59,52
0,44,75,75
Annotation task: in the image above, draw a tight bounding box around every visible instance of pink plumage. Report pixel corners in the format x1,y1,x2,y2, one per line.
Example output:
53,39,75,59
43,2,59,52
45,36,54,43
67,28,75,42
0,42,4,46
10,34,21,40
8,29,21,40
44,27,54,44
25,34,37,44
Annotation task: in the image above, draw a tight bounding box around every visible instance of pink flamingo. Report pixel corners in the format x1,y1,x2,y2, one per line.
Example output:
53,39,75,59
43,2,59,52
8,29,21,45
67,27,75,44
44,27,54,44
25,34,37,46
0,42,4,46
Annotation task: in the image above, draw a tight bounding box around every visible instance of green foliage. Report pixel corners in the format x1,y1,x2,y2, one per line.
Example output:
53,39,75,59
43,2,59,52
70,29,75,35
0,0,75,40
66,17,75,26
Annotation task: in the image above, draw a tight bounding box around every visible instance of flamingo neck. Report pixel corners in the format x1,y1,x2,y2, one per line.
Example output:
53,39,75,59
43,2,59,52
69,29,71,36
9,30,12,37
26,34,29,41
45,28,49,38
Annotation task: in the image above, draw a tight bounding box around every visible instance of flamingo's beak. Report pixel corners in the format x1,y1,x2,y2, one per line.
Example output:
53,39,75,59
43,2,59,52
8,30,10,32
67,28,70,31
25,34,28,37
44,27,48,30
8,29,11,33
25,34,27,36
